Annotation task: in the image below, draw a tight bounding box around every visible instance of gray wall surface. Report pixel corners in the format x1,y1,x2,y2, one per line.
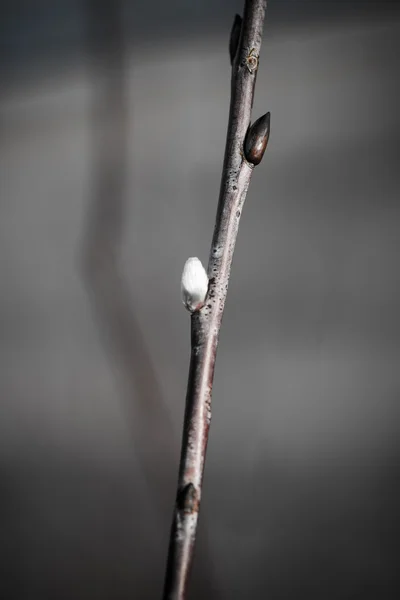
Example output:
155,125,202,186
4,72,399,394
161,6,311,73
1,2,399,598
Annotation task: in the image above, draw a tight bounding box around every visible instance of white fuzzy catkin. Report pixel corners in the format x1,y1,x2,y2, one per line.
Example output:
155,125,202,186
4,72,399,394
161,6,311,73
181,257,209,312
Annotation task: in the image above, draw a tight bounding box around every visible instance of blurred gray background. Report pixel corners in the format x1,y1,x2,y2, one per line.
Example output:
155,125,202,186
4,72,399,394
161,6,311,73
1,1,400,598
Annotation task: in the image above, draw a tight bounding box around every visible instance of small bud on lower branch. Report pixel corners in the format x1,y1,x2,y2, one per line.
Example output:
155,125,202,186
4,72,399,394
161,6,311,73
244,111,270,166
181,257,209,313
229,14,243,66
177,483,198,514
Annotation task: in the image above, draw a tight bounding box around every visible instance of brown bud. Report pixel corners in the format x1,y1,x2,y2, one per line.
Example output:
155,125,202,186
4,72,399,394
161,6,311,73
229,14,242,66
244,112,270,166
177,483,198,514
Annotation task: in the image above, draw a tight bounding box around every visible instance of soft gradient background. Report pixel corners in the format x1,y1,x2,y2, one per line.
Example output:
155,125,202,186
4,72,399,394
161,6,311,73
1,1,400,598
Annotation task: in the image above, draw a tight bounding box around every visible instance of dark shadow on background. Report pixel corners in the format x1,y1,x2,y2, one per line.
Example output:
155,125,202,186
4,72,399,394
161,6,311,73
81,1,219,597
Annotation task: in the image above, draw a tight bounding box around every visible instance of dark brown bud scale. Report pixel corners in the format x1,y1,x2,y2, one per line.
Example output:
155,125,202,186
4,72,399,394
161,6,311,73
177,483,198,514
229,14,242,66
244,112,270,166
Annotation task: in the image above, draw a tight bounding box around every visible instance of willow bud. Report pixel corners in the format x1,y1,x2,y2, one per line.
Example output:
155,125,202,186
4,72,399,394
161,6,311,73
244,112,270,166
181,257,209,313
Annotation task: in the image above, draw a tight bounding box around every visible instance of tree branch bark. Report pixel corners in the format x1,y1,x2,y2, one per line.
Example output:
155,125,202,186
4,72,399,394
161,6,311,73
162,2,269,598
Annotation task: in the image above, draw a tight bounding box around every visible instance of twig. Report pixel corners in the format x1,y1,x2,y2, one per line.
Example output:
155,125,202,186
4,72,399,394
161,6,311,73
162,1,270,598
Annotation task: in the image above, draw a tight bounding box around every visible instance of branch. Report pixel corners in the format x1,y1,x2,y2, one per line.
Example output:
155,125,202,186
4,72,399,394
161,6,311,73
162,1,270,598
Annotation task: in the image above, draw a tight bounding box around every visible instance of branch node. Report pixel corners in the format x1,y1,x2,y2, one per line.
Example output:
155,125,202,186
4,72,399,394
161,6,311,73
245,48,259,74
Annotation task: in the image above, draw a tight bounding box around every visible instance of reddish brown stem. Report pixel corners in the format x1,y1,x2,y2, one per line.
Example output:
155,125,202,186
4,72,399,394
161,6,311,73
162,2,268,598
